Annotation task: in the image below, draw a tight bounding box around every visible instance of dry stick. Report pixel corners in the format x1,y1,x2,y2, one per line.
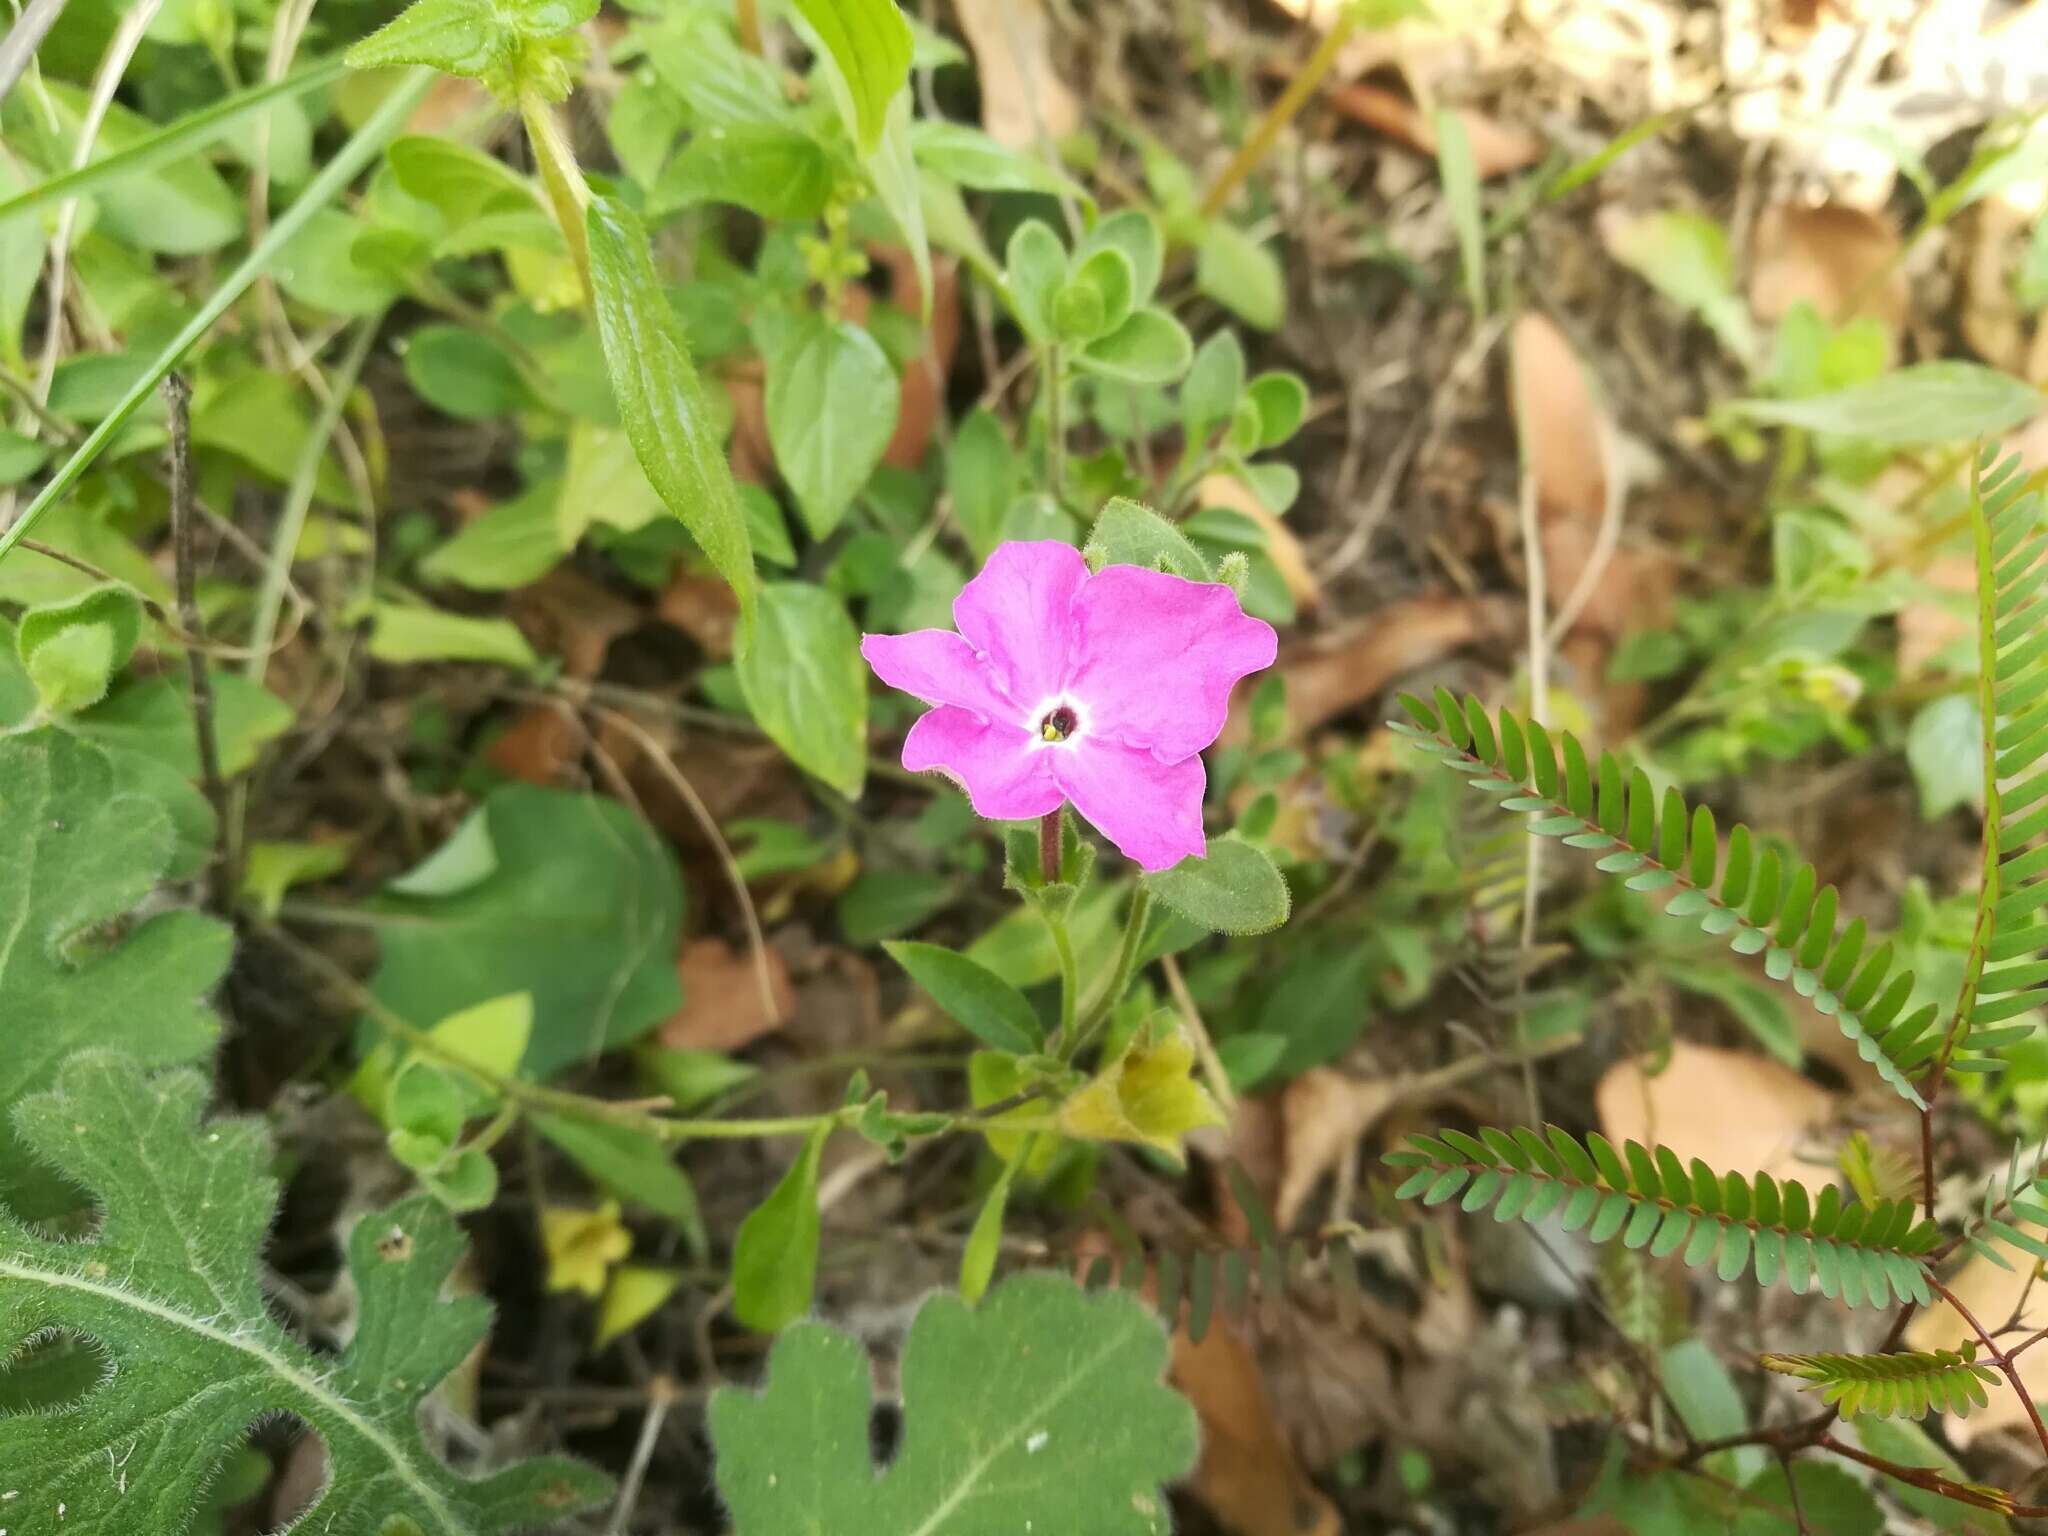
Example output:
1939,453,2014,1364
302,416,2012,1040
586,700,784,1031
0,0,69,103
1162,952,1237,1120
163,375,227,893
1199,8,1357,219
605,1377,679,1536
1818,1433,2043,1518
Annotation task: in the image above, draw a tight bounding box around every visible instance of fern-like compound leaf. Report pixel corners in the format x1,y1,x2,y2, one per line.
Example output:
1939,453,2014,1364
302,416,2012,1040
1391,694,1936,1107
1384,1124,1938,1308
1951,446,2048,1077
0,1053,610,1535
1761,1347,2000,1420
0,729,231,1216
708,1272,1195,1535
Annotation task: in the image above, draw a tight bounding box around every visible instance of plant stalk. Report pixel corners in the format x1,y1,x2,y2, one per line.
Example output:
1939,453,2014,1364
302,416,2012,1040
1198,8,1356,219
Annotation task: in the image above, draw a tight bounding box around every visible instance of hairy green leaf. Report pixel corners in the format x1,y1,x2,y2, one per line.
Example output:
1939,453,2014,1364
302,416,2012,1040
0,1053,609,1532
1143,836,1291,935
735,582,869,798
709,1272,1195,1533
0,730,230,1217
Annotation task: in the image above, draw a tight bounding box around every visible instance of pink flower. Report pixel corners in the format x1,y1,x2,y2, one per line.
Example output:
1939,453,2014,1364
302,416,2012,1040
861,541,1277,871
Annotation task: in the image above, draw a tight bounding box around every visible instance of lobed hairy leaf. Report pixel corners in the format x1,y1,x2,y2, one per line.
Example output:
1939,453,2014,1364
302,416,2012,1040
0,1054,609,1534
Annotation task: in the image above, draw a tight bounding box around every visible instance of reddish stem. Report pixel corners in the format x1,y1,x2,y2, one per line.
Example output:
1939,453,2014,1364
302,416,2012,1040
1039,805,1063,885
1928,1275,2048,1463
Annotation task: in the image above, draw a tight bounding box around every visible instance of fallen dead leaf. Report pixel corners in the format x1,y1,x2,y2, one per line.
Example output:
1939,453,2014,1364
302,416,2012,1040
951,0,1081,149
1595,1041,1837,1189
509,567,641,680
659,936,792,1052
1512,312,1607,541
1276,1067,1401,1229
1199,473,1319,612
1226,592,1514,745
1959,198,2048,381
658,572,742,660
1749,202,1908,357
1323,79,1543,180
1173,1310,1343,1536
1897,553,1978,679
487,703,583,786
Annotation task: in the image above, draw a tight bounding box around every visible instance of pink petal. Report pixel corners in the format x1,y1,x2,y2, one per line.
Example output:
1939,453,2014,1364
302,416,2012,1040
1064,567,1278,758
1053,737,1207,872
902,706,1063,821
953,541,1089,706
861,630,1022,723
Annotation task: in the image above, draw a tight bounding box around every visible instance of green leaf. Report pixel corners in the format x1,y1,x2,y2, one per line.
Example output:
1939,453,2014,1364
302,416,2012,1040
912,120,1085,200
709,1272,1196,1531
838,867,953,943
346,0,598,85
731,1124,830,1332
761,311,900,538
0,730,230,1216
1005,219,1068,344
1606,209,1756,361
736,581,869,798
1084,496,1209,579
585,195,757,641
1246,372,1308,447
239,837,353,918
1908,693,1985,819
420,478,566,590
1076,307,1194,386
364,785,686,1078
72,672,292,778
368,599,541,668
403,323,532,420
884,941,1042,1053
0,58,346,239
17,583,143,716
532,1111,705,1254
1196,220,1284,331
1434,107,1485,318
0,1053,610,1529
947,408,1017,561
15,83,243,255
791,0,914,155
1143,836,1290,935
652,123,834,221
0,71,435,570
1182,332,1246,444
1731,363,2044,446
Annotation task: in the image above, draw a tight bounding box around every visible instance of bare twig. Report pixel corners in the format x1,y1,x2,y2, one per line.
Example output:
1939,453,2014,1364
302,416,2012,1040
1928,1274,2048,1463
604,1377,679,1536
162,375,226,901
0,0,68,105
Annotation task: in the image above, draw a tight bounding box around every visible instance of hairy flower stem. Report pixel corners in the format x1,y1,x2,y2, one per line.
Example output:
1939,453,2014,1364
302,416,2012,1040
520,91,591,290
1042,347,1066,504
1039,805,1063,885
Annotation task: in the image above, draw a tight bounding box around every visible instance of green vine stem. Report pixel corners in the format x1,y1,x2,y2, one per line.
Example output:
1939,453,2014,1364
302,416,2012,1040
1070,886,1153,1058
520,91,591,289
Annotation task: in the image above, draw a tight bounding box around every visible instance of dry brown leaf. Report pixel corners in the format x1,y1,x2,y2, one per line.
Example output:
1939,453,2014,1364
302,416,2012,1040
1276,1068,1401,1229
1595,1041,1836,1189
659,937,792,1052
1959,198,2048,380
1199,474,1319,612
1512,312,1607,537
1227,592,1514,745
1173,1313,1343,1536
1898,553,1977,679
658,572,742,659
1904,1229,2048,1445
1749,203,1908,356
508,567,640,680
1323,80,1543,180
951,0,1081,149
486,703,583,786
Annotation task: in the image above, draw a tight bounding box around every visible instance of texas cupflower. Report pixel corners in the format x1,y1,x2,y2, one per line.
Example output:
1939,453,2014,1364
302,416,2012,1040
861,541,1277,871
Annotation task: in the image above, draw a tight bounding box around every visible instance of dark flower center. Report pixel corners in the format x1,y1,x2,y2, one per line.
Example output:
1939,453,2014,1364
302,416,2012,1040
1039,705,1078,743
